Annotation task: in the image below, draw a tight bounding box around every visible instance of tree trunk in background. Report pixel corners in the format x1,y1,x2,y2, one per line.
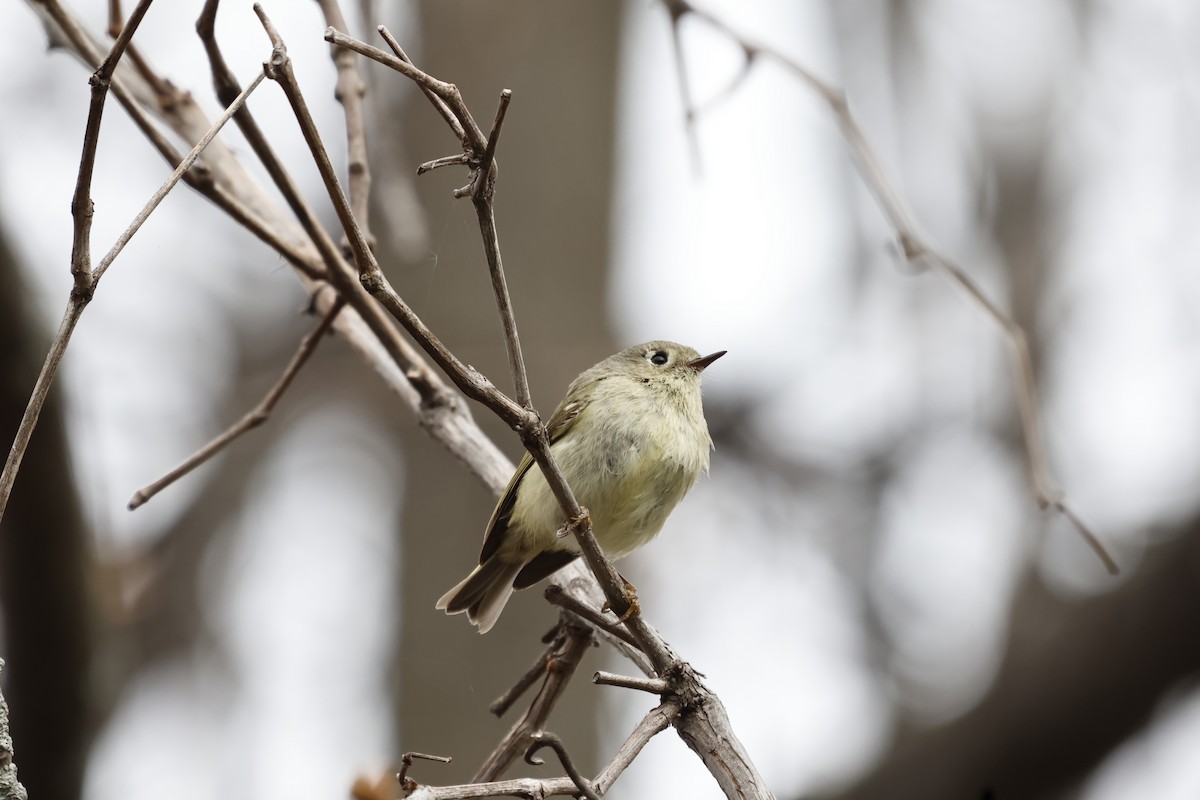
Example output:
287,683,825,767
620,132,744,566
0,223,91,800
381,1,622,780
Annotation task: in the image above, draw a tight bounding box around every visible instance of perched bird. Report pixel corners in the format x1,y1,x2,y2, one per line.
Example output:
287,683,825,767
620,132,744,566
436,340,725,633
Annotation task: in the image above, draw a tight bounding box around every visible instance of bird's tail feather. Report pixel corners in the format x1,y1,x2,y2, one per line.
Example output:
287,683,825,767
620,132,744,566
436,557,524,634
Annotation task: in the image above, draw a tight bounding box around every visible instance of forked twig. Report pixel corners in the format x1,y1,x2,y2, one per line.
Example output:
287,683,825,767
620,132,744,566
471,621,594,783
0,12,262,527
664,0,1119,574
397,701,681,799
488,634,559,718
316,0,374,250
128,297,345,509
524,732,601,800
593,670,669,695
324,24,670,671
318,21,770,797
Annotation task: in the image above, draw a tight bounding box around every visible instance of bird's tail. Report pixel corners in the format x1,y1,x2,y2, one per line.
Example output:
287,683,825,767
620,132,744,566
436,556,524,634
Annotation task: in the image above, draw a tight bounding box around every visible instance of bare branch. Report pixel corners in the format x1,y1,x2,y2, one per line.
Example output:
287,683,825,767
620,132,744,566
377,26,469,149
404,700,681,799
324,28,485,150
94,69,266,282
592,671,669,695
68,0,155,294
0,659,27,800
261,11,534,439
397,752,453,795
471,623,593,783
316,0,375,250
326,29,533,410
667,0,1119,575
544,583,641,651
488,635,559,718
417,153,470,175
524,732,600,800
128,297,344,509
323,25,773,795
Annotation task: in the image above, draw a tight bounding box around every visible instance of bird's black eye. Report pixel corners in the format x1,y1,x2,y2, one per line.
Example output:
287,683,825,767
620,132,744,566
649,350,669,366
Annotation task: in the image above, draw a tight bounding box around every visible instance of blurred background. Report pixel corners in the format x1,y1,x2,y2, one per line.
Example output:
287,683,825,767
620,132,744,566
2,1,1199,799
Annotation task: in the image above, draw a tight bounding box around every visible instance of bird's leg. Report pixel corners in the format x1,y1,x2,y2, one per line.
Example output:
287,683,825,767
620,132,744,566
556,506,591,539
603,573,640,623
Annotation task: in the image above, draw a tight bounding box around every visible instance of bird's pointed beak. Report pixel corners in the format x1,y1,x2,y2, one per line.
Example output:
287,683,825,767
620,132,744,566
686,350,726,372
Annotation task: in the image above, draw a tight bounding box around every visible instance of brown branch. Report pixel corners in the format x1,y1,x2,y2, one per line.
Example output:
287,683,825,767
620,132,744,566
0,659,26,800
94,69,266,282
323,23,773,797
29,0,512,497
544,583,641,651
324,28,485,151
403,700,681,800
523,732,600,800
665,0,1119,575
471,622,594,783
592,671,669,695
197,2,504,490
68,0,155,294
26,9,773,797
377,26,469,151
316,0,375,251
0,0,259,528
325,29,662,659
488,635,559,718
128,297,344,509
326,28,533,410
259,11,531,440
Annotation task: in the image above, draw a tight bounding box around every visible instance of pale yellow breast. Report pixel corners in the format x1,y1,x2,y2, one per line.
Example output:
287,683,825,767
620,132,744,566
504,374,712,561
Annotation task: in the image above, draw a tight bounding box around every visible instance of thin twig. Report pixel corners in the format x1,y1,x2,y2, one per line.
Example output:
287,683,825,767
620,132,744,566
328,18,704,690
0,0,151,527
417,153,470,175
397,751,452,795
667,0,1119,575
68,0,156,293
128,297,344,509
471,89,510,199
545,581,654,677
404,700,681,799
489,634,559,718
266,12,536,436
662,0,702,171
316,0,375,252
95,70,266,282
377,25,469,151
593,671,669,695
544,583,640,650
325,28,485,150
524,732,601,800
325,29,534,409
468,89,532,409
471,621,594,783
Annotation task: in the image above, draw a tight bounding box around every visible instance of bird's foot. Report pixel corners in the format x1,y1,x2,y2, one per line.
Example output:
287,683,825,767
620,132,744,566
556,507,592,539
602,575,640,623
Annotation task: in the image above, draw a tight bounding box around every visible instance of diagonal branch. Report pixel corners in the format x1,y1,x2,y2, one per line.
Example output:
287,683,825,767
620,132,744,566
472,620,595,783
127,297,344,509
68,0,156,293
402,699,681,799
0,23,262,528
316,0,375,250
663,0,1118,575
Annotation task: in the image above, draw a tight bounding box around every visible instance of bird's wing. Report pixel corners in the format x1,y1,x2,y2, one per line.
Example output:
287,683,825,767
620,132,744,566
477,389,594,564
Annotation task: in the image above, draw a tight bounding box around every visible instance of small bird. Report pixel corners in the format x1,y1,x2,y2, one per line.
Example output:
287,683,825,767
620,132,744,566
437,340,725,633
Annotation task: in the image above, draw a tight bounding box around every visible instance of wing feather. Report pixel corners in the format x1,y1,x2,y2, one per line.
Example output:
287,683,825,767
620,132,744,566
477,388,597,564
